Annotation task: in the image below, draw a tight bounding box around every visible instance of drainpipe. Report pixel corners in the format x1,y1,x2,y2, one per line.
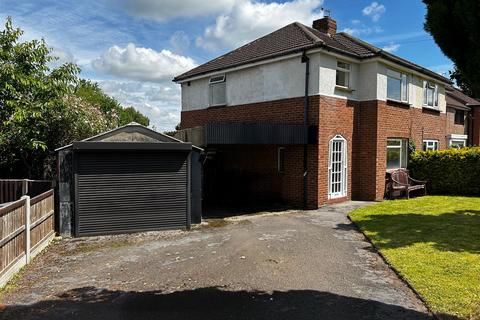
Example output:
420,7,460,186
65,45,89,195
301,51,310,209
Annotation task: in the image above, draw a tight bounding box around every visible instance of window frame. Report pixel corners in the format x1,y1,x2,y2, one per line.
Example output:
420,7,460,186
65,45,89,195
423,139,439,151
423,80,439,108
209,75,226,107
277,147,285,174
454,109,465,125
386,69,409,103
335,61,351,89
386,138,408,170
450,139,466,149
328,135,348,199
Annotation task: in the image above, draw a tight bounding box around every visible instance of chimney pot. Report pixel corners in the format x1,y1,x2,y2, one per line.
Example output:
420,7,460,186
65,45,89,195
312,16,337,35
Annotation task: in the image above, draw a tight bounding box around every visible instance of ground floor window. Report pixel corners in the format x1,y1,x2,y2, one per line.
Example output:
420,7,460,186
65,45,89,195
386,138,408,170
328,135,347,199
277,147,285,173
423,140,439,151
450,139,466,149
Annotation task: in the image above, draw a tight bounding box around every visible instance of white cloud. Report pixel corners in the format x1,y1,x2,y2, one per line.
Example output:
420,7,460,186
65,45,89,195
196,0,323,51
120,0,235,21
362,2,386,22
169,31,191,54
92,43,197,82
382,43,400,53
342,25,382,37
98,80,181,131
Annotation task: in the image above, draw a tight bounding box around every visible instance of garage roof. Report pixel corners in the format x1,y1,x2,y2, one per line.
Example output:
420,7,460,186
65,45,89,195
56,122,202,152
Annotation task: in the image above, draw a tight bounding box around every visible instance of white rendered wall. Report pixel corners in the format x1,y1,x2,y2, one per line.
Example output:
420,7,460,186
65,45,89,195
180,52,447,113
377,62,446,113
181,54,321,111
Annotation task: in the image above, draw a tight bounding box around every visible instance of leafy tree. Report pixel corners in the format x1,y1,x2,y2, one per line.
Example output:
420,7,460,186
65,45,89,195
75,79,149,126
449,66,474,97
423,0,480,98
119,106,149,126
0,18,111,178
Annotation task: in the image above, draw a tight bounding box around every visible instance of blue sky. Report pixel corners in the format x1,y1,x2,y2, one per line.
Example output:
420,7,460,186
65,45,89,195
0,0,452,131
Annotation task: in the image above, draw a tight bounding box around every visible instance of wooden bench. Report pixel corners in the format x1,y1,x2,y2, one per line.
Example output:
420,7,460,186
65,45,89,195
387,169,427,199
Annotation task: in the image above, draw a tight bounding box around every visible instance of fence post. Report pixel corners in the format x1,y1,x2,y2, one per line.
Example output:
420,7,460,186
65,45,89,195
22,195,31,263
22,179,29,196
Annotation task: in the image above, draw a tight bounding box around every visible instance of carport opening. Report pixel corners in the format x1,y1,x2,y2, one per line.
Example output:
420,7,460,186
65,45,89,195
202,145,299,218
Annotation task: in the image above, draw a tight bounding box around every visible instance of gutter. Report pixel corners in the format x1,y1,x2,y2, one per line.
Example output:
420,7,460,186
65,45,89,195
301,51,310,209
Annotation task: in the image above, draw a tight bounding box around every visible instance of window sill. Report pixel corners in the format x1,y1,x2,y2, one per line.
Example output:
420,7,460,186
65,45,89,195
386,99,411,107
335,85,355,92
422,106,440,112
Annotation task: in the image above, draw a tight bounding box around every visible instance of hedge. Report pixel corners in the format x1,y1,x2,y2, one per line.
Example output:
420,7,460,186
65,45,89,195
409,147,480,195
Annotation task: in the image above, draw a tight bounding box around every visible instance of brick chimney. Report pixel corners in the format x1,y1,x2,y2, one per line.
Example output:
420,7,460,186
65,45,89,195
312,16,337,35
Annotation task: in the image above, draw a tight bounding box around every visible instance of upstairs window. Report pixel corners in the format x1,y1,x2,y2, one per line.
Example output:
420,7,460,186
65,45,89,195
209,75,226,106
423,140,438,151
423,81,439,108
387,69,408,102
336,61,350,88
454,110,465,125
386,139,408,170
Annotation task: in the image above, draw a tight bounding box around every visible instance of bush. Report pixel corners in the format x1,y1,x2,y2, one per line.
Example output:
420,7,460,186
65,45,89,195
409,147,480,195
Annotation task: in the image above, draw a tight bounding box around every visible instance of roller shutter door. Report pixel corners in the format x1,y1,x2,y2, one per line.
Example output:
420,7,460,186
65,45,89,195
75,151,188,236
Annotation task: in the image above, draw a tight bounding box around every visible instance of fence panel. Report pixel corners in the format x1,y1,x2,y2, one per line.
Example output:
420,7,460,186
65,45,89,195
0,190,55,287
0,179,52,204
0,198,27,280
30,190,55,250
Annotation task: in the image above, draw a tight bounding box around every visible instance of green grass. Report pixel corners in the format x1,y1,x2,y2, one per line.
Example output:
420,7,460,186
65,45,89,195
349,196,480,319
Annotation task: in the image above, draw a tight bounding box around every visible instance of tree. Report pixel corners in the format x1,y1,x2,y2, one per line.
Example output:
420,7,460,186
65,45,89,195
0,18,111,178
423,0,480,98
119,106,150,126
449,66,474,97
75,80,149,126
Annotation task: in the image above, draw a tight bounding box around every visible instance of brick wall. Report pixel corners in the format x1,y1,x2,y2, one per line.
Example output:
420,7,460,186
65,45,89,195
181,96,320,128
181,95,450,206
317,96,356,204
353,100,447,201
446,107,468,136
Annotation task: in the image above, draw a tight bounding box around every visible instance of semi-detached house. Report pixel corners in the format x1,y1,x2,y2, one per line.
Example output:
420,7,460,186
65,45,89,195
173,16,480,208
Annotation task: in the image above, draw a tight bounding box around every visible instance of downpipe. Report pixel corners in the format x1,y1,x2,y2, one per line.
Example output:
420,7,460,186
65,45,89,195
301,51,310,209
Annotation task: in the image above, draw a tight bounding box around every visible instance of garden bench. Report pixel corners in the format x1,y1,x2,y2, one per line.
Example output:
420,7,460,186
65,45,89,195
387,169,427,199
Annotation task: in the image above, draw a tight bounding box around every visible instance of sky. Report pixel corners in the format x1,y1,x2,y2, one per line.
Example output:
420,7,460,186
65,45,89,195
0,0,453,131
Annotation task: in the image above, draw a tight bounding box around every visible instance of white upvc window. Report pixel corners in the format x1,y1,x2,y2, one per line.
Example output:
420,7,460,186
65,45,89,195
277,147,285,173
336,61,350,88
423,81,439,108
423,140,439,151
386,138,408,170
328,135,347,199
209,75,226,106
387,69,408,102
450,139,466,148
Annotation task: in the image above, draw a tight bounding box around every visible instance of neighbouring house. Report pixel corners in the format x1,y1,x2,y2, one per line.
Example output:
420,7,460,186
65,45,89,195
445,86,480,148
173,16,480,208
56,123,202,237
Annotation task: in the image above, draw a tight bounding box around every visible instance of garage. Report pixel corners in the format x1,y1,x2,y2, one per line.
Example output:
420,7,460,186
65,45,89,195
56,123,202,237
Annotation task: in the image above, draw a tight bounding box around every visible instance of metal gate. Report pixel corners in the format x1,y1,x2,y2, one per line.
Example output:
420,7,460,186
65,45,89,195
75,150,189,236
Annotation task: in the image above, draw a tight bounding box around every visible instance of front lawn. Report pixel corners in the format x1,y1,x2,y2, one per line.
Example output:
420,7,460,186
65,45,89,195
349,196,480,319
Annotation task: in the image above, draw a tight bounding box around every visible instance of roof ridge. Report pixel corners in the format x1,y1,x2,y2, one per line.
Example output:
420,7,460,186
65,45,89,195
294,22,324,44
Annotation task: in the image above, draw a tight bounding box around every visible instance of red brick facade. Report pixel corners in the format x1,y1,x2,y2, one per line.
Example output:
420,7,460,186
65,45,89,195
181,95,451,207
446,107,468,136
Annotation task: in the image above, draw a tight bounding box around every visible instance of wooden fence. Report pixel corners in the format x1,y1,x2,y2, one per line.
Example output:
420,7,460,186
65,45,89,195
0,189,55,287
0,179,52,204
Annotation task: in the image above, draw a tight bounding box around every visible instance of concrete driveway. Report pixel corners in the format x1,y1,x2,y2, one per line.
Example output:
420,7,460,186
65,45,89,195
0,202,432,320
